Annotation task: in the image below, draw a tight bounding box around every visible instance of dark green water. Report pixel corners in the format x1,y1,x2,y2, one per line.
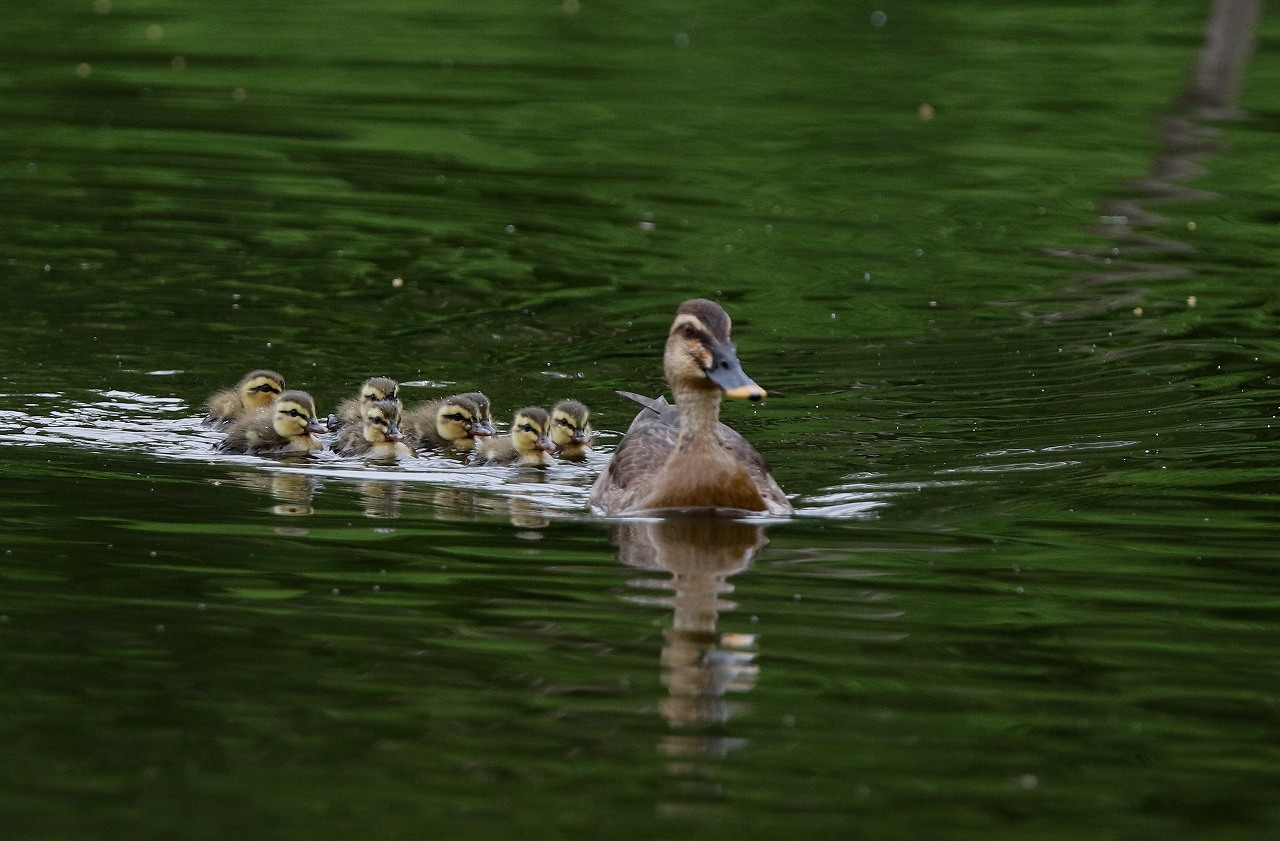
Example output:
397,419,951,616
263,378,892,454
3,1,1280,838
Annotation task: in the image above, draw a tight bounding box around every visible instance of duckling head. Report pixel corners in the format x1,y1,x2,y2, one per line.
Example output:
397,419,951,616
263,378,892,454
663,298,765,401
239,369,287,411
434,394,486,444
362,398,404,444
271,390,327,439
510,407,556,457
455,391,496,437
359,376,400,409
551,399,592,453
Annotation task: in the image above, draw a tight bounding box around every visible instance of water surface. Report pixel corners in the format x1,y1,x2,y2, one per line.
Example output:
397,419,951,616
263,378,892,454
3,1,1280,838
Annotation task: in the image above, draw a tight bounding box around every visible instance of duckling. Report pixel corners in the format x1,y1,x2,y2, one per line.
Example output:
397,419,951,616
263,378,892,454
454,391,497,446
216,390,327,455
478,407,557,467
401,392,494,452
588,299,791,516
550,399,593,460
334,398,415,459
204,369,286,426
329,376,400,432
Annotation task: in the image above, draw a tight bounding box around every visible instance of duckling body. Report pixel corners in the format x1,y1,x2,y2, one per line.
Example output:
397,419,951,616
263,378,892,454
401,392,495,453
217,390,327,455
589,299,791,516
330,377,400,432
204,369,286,426
550,399,593,460
479,407,556,467
335,398,414,459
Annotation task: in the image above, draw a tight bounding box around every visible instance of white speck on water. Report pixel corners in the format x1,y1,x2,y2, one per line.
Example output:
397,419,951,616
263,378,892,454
783,714,796,726
674,32,690,48
331,588,340,596
870,10,887,27
1017,774,1039,790
864,272,871,280
44,264,51,273
505,224,516,234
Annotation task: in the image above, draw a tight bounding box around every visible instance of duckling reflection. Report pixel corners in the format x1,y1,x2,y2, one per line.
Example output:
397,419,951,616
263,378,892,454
356,479,404,519
223,470,318,516
612,518,768,753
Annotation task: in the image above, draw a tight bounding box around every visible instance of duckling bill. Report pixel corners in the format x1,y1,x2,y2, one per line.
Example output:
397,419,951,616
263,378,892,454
216,390,327,455
588,298,791,516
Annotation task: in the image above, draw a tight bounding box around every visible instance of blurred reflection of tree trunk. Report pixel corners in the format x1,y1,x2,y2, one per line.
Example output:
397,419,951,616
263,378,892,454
1182,0,1263,119
1043,0,1262,321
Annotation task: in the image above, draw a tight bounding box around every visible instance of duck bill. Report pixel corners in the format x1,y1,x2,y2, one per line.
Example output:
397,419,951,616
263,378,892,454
535,435,557,453
706,344,767,401
473,419,496,437
386,423,405,442
306,417,329,434
570,430,590,445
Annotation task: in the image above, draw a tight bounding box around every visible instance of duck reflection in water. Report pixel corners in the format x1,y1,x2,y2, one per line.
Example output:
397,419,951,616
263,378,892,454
612,517,768,773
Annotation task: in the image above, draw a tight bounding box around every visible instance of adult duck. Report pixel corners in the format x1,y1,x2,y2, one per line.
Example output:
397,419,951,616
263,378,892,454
588,299,791,516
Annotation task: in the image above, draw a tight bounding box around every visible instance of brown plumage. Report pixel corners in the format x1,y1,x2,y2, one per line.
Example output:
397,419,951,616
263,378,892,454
588,299,791,516
216,390,327,455
204,369,286,426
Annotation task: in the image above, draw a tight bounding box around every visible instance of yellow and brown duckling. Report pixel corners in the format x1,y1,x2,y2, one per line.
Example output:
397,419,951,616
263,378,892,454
454,391,495,448
334,398,415,460
478,407,557,467
550,399,592,460
216,389,327,455
588,298,791,516
329,376,400,432
401,392,495,453
204,369,286,426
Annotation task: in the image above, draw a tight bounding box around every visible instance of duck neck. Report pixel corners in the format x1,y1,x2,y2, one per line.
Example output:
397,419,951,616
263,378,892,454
673,382,721,448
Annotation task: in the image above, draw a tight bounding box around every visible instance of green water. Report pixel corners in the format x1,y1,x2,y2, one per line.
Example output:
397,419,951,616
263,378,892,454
3,1,1280,838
